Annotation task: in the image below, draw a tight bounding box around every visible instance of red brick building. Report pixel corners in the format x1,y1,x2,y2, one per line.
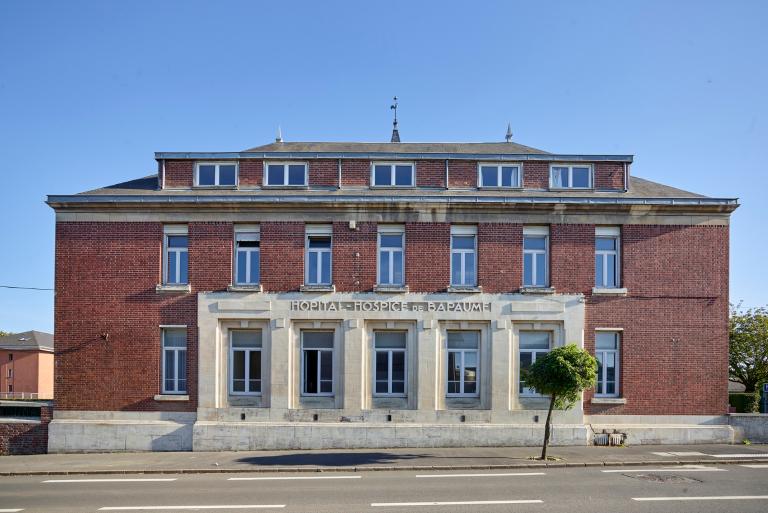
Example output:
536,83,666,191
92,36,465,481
46,140,738,452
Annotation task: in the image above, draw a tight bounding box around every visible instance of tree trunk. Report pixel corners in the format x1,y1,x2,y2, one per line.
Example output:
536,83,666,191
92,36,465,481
541,393,556,460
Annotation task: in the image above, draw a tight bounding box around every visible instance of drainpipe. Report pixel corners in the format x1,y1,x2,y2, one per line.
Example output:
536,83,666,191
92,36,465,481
444,159,449,189
159,159,165,190
338,159,342,190
623,162,629,192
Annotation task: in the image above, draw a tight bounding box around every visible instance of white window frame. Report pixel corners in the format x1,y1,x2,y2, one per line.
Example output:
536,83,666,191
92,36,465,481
523,226,549,288
450,225,477,287
234,225,261,285
549,163,593,189
595,331,620,398
595,226,620,288
300,331,335,397
519,331,552,397
161,326,187,394
305,225,332,286
446,331,481,398
370,161,415,187
163,225,188,285
477,162,522,188
229,330,262,396
373,331,408,398
194,161,238,187
377,225,405,286
263,161,308,187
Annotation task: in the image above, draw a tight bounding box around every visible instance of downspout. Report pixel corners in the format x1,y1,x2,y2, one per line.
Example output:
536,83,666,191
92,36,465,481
338,158,342,190
623,162,629,192
159,159,165,190
444,159,449,189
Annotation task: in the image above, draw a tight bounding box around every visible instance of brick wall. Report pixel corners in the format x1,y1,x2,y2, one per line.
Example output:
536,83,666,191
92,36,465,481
522,162,549,189
416,160,446,188
0,404,52,455
332,222,377,291
239,159,263,186
478,223,522,292
341,159,370,187
595,162,625,190
164,161,193,188
550,224,595,294
405,223,450,292
448,160,476,188
260,222,305,291
189,223,232,291
309,159,339,188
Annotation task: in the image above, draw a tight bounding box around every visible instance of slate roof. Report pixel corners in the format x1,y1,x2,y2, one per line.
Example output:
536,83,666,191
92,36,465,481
243,141,550,155
0,331,54,352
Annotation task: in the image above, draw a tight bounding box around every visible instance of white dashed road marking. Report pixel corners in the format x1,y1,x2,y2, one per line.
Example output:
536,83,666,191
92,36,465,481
371,500,543,507
228,475,361,481
633,495,768,502
415,472,546,478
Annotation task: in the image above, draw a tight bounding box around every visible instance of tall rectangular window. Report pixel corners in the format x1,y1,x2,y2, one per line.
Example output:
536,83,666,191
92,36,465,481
519,331,551,396
372,162,414,187
523,226,549,288
235,228,260,285
230,330,262,395
164,226,188,285
195,162,237,186
301,331,334,396
265,162,308,186
478,163,521,188
595,227,620,288
451,226,477,286
306,226,332,286
595,332,620,397
446,331,480,397
374,331,407,396
378,226,404,286
162,328,187,394
550,164,592,189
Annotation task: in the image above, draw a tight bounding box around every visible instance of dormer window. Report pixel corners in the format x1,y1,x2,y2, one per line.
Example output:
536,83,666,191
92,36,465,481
372,162,414,187
550,164,592,189
478,163,521,188
265,162,308,187
195,162,237,187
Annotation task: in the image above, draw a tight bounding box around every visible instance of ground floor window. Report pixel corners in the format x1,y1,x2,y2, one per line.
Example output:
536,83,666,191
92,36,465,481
162,327,187,394
301,331,334,395
519,331,551,396
374,331,407,396
595,331,620,397
446,331,480,396
230,330,262,395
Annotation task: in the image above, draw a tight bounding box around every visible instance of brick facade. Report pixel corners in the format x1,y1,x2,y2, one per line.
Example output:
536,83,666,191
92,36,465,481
522,161,549,189
0,404,52,455
332,222,377,292
405,223,451,292
448,160,476,188
260,222,305,292
477,223,522,293
416,160,446,188
164,160,193,188
239,159,263,186
595,162,626,190
309,159,339,188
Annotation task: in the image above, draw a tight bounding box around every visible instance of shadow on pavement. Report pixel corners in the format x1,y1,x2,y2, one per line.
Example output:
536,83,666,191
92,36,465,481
235,452,427,466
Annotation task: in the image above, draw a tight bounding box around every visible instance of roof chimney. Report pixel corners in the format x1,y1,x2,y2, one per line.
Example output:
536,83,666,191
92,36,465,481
390,96,400,143
275,125,283,143
505,123,513,143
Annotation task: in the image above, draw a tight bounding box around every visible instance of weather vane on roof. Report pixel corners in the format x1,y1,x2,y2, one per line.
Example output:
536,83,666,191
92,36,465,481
390,96,400,143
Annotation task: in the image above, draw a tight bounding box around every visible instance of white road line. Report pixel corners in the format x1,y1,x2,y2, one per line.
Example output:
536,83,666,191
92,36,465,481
603,465,725,473
415,472,546,478
633,495,768,502
99,506,285,511
44,478,177,483
650,451,705,457
711,453,768,458
228,475,361,481
0,509,24,512
371,500,543,507
741,464,768,468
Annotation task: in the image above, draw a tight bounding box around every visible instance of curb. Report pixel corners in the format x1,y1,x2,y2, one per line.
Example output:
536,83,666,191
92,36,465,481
3,458,768,477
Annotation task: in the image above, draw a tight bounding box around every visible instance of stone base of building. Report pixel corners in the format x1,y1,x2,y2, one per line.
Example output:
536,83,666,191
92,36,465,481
587,415,735,445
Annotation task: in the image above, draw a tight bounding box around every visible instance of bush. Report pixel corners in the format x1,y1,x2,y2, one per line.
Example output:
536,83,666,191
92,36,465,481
729,392,760,413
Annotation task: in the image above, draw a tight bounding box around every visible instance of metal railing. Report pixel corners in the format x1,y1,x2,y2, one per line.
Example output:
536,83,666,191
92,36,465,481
0,392,40,400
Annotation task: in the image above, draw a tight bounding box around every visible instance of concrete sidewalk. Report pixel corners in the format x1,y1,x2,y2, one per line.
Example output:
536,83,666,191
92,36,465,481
2,444,768,476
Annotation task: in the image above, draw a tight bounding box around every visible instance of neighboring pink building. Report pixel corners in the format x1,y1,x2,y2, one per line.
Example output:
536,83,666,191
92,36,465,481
0,331,54,399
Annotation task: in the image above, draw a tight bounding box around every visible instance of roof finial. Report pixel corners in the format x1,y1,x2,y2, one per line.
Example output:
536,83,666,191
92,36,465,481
390,96,400,143
276,125,283,143
505,122,513,143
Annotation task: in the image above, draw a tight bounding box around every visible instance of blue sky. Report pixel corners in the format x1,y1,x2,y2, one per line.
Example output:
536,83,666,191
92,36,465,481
0,0,765,333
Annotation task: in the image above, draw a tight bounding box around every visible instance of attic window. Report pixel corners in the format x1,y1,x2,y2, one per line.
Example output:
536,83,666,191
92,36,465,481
372,162,414,187
265,162,308,187
195,162,237,187
549,164,592,189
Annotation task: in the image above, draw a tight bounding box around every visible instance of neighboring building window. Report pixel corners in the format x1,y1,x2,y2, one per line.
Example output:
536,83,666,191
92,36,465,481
378,226,404,286
451,226,477,286
519,331,551,395
550,164,592,189
7,354,11,361
230,330,262,395
301,331,334,396
523,226,549,288
478,163,521,188
595,332,620,397
595,227,620,288
163,226,188,285
447,331,480,396
265,162,307,186
372,162,414,187
235,228,260,285
162,328,187,394
195,162,237,186
374,331,407,396
7,384,11,393
305,226,332,286
6,368,11,379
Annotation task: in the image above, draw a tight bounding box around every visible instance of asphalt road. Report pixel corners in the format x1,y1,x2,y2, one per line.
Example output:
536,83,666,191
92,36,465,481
1,464,768,512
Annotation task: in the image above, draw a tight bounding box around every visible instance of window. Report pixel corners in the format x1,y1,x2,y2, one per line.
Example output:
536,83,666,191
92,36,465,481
595,332,620,397
7,354,11,361
447,331,480,396
305,226,332,286
378,226,404,286
478,163,521,188
235,228,260,285
7,384,11,393
230,330,262,395
550,164,592,189
6,368,11,379
372,162,414,187
163,226,188,285
374,331,407,396
519,331,551,395
301,331,334,396
162,328,187,394
265,162,307,186
451,226,477,286
523,226,549,288
595,227,620,288
195,162,237,186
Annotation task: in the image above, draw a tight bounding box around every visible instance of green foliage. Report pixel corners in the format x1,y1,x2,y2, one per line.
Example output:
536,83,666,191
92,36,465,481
729,304,768,393
0,330,13,337
729,392,760,413
525,344,598,409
